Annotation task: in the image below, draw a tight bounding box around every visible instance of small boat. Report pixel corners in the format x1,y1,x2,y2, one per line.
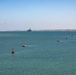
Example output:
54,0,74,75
22,45,27,47
57,40,63,42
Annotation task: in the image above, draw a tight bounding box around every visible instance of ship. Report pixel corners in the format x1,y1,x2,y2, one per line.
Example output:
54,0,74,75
27,28,32,32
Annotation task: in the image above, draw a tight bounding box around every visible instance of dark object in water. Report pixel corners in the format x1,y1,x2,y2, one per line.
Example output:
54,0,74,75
57,40,63,42
27,29,32,32
22,45,27,47
11,48,15,54
12,51,14,54
65,38,68,39
57,40,60,42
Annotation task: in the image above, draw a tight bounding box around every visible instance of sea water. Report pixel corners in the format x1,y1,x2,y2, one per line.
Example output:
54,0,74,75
0,31,76,75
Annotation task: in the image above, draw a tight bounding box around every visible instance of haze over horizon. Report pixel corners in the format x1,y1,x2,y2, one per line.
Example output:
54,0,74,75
0,0,76,31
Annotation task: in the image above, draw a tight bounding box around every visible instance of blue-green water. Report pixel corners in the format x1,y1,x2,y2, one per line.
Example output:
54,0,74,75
0,31,76,75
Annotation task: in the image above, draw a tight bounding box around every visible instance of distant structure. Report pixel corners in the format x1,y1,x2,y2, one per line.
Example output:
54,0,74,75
27,28,32,32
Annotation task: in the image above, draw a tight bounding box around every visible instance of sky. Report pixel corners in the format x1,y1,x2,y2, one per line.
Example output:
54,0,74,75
0,0,76,31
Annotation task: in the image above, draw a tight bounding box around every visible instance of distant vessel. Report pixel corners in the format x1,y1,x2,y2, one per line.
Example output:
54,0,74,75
22,45,27,47
27,29,32,32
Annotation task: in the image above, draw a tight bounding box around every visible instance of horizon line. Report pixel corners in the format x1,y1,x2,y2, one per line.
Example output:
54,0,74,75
0,29,76,32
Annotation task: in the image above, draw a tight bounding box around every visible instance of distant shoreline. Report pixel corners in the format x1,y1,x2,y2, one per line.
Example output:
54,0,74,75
0,29,76,32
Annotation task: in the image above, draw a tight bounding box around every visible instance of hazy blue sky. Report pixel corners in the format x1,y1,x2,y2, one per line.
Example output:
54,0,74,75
0,0,76,31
